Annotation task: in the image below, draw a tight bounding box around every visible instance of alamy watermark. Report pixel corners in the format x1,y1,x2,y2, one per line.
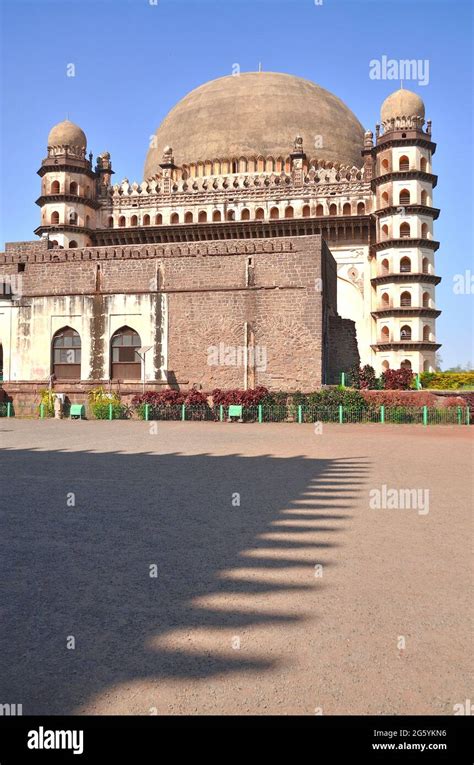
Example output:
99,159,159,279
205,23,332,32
207,343,267,372
369,485,430,515
369,56,429,86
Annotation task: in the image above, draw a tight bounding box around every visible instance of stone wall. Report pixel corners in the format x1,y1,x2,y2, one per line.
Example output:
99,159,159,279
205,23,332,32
0,234,344,394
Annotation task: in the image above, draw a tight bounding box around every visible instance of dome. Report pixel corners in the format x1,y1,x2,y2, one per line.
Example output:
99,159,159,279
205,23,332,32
47,119,87,149
381,89,425,123
144,72,365,179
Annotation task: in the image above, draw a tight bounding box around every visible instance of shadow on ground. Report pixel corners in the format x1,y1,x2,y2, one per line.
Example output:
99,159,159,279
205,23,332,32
0,446,369,714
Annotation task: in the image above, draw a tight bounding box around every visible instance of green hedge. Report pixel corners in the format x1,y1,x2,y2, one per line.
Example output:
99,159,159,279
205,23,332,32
420,372,474,389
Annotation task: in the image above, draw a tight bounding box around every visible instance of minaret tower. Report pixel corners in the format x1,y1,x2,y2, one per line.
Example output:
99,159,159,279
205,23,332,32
370,89,441,373
35,120,97,249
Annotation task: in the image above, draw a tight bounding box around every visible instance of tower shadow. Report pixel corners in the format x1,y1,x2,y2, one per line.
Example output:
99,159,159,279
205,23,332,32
0,445,369,714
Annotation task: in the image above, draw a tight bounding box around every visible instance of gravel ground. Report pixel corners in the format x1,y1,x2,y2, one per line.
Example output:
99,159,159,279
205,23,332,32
0,419,472,715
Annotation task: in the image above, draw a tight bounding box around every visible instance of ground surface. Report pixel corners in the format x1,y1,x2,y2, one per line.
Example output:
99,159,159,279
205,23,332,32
0,420,472,715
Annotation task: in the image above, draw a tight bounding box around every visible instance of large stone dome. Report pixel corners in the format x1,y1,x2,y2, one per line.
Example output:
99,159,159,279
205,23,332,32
144,72,365,179
47,119,87,149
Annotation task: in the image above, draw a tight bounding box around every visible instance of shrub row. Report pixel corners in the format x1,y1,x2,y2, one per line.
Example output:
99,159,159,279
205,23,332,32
419,372,474,389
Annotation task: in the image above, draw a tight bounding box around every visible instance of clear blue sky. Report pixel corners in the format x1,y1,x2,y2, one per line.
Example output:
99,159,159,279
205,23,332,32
1,0,472,368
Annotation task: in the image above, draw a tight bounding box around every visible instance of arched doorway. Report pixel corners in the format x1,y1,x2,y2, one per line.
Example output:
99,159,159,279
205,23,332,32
111,326,141,380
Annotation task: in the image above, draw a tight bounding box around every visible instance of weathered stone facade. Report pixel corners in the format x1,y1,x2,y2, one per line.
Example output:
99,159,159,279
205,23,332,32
0,233,356,397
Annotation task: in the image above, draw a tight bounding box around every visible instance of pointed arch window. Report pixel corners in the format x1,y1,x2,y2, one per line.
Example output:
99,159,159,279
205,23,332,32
111,326,141,380
52,327,81,379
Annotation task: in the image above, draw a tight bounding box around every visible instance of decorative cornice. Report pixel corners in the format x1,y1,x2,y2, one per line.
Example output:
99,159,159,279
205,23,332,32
373,238,439,252
371,272,441,286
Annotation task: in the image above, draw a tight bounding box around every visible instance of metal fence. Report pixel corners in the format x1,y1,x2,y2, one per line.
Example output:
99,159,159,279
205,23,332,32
0,402,470,425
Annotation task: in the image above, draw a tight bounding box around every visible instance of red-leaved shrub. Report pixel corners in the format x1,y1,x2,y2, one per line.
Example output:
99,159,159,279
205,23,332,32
211,386,270,406
381,368,414,390
361,390,437,408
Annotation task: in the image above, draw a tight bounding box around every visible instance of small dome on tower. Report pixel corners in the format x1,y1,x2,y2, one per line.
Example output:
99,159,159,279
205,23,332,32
47,119,87,149
381,89,425,123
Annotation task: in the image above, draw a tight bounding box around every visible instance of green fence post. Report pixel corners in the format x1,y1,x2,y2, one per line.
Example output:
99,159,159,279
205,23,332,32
145,404,150,421
467,407,471,426
338,404,343,424
298,405,302,424
108,403,113,420
40,403,44,419
258,404,263,423
457,406,462,425
181,404,186,421
380,405,385,424
423,405,428,426
7,402,11,418
219,404,224,422
416,373,421,390
340,372,345,388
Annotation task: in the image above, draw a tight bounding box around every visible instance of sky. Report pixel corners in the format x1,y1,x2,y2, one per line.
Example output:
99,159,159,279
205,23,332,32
0,0,472,369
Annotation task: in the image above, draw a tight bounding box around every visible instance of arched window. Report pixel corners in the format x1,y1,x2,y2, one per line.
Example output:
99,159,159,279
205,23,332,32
421,222,429,239
399,189,410,205
85,215,90,228
422,257,430,274
357,201,365,215
69,181,78,195
68,210,77,224
399,155,410,171
52,327,81,379
255,207,265,220
270,206,279,219
213,210,222,222
68,240,78,248
316,204,324,216
423,360,431,372
422,291,430,308
143,214,150,226
381,158,389,172
184,211,193,223
302,204,310,218
423,325,431,342
400,325,412,340
420,157,427,172
51,180,60,194
226,209,235,221
108,216,114,228
400,222,411,238
155,213,162,225
51,211,60,224
343,202,351,215
381,224,389,240
50,240,59,248
381,258,390,275
382,360,390,371
111,326,141,380
381,191,389,206
198,210,207,223
119,216,126,228
285,206,294,219
241,208,250,221
381,326,390,342
131,215,138,226
170,212,179,224
329,203,337,216
231,160,238,173
381,292,390,308
420,190,427,205
401,359,412,369
400,291,412,307
400,256,411,273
